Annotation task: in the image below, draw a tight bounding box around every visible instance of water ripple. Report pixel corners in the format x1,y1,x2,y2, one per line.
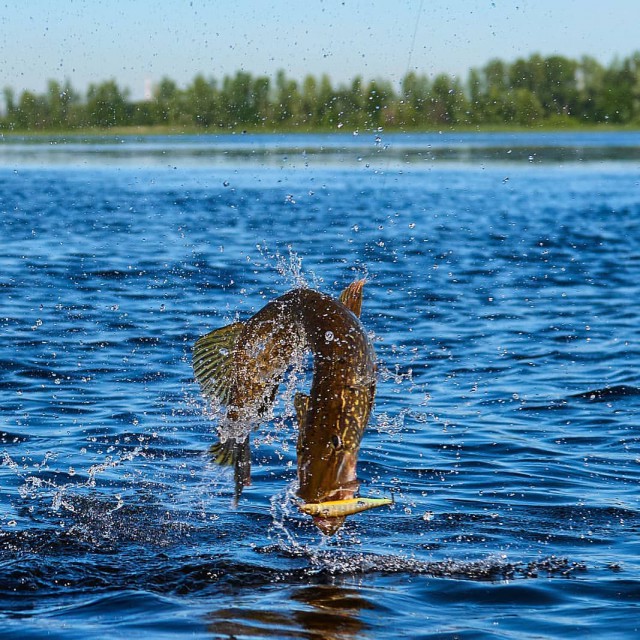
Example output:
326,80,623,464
1,133,640,638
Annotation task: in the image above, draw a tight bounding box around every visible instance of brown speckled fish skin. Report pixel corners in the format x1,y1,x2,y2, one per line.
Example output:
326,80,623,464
193,281,376,534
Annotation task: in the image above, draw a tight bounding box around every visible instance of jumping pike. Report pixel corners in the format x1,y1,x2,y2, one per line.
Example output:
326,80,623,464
192,280,384,534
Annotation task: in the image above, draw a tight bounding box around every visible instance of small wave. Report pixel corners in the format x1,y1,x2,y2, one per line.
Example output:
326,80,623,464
254,545,588,581
0,430,29,445
520,384,640,411
0,496,190,555
0,536,589,599
91,269,141,280
569,384,640,402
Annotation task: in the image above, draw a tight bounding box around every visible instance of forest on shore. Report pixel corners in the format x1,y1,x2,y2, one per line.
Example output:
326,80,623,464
2,52,640,133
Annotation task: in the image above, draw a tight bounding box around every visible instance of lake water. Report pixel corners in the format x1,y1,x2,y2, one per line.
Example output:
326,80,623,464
1,131,639,639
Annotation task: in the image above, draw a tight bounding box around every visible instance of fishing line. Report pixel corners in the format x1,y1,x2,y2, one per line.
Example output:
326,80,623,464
375,0,424,180
406,0,425,77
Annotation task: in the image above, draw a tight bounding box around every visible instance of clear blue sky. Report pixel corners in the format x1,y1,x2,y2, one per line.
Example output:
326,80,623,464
1,0,638,100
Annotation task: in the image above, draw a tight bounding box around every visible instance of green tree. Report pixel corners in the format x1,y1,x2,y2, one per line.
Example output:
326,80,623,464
470,59,510,123
252,75,271,126
300,74,318,126
362,78,395,127
537,55,579,117
224,71,272,127
504,88,544,125
154,77,182,124
598,53,640,123
509,54,546,95
466,68,483,123
576,55,606,122
274,69,301,124
45,79,78,129
328,76,367,130
427,74,467,125
187,74,218,127
223,71,252,125
14,90,49,129
315,74,337,127
86,79,129,127
400,71,430,126
3,87,15,115
4,53,640,132
483,59,509,95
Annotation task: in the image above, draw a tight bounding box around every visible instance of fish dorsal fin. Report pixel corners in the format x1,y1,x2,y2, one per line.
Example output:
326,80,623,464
338,279,365,317
294,392,310,427
192,322,244,405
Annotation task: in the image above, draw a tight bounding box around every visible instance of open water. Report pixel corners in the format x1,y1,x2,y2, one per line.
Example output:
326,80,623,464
1,130,639,638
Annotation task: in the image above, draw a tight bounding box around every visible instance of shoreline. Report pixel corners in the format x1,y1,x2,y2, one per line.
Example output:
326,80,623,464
2,123,640,139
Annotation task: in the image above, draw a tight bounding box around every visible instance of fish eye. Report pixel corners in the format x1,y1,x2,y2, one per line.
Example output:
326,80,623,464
331,434,343,450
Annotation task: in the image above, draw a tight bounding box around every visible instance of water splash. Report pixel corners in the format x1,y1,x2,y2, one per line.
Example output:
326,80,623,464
253,243,311,291
10,446,148,514
265,481,372,573
268,480,305,548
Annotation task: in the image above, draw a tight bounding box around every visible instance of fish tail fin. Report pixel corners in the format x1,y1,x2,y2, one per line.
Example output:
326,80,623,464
209,438,237,466
193,322,244,405
339,279,366,317
209,436,251,505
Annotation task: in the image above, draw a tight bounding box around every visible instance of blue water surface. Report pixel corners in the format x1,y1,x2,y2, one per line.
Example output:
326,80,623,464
1,131,639,639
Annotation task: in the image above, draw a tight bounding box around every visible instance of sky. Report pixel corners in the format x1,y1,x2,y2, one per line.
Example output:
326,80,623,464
1,0,638,101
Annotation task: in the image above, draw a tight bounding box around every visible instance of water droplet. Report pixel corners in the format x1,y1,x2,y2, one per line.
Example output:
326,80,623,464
324,331,334,342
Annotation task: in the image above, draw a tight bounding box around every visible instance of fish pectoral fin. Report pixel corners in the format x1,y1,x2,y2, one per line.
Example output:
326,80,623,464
209,436,252,505
338,279,365,317
294,392,310,427
193,321,244,404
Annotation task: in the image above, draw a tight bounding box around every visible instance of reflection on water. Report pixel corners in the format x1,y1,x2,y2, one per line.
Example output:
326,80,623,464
207,585,369,640
1,131,640,168
292,586,371,640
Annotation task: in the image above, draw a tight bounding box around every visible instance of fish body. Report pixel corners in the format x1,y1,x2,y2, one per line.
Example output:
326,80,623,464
193,280,377,534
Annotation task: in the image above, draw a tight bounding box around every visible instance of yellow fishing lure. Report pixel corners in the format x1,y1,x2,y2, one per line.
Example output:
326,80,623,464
298,496,393,518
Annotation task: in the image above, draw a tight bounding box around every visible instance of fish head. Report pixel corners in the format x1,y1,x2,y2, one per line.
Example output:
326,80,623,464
295,386,372,534
297,431,361,500
312,514,346,536
299,444,360,535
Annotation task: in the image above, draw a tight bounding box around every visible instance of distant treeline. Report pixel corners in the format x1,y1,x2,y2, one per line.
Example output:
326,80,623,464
2,52,640,132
